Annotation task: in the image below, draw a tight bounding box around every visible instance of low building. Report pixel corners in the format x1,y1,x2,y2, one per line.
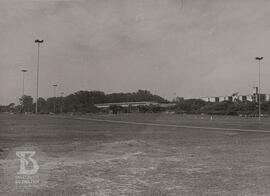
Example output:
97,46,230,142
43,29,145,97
201,93,270,103
94,101,159,109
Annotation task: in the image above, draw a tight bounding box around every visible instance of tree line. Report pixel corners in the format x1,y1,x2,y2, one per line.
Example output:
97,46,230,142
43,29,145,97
174,99,270,116
0,89,167,114
2,91,270,116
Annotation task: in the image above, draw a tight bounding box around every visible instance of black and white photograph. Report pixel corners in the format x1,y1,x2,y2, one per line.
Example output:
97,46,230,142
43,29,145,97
1,0,270,195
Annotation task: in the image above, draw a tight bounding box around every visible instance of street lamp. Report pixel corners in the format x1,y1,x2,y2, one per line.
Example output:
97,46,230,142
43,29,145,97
255,56,263,120
60,92,64,113
52,84,57,113
21,69,27,113
35,39,44,114
21,69,27,96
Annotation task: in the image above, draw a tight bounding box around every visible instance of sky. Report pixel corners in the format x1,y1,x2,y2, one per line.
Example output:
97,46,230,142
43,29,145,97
1,0,270,104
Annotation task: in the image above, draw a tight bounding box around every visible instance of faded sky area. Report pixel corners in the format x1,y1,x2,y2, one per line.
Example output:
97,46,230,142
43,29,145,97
1,0,270,104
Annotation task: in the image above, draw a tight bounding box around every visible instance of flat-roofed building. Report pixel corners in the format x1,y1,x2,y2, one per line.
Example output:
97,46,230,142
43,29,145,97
200,93,270,103
94,101,159,109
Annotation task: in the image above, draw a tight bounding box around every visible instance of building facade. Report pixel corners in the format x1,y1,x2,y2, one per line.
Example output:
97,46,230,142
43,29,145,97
201,93,269,103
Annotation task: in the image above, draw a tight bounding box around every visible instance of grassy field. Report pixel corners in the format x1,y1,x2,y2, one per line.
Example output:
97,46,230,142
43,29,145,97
1,113,270,196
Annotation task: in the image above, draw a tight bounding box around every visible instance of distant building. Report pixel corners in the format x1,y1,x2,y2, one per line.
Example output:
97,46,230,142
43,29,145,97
94,101,159,109
94,101,176,113
201,93,270,103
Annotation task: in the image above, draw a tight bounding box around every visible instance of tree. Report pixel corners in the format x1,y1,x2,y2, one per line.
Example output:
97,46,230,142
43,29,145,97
109,105,123,114
19,95,33,113
138,105,149,113
176,99,206,113
38,97,48,114
0,103,15,113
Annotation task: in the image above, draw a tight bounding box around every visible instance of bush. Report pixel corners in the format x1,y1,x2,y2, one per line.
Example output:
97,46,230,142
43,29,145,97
175,99,206,114
173,99,267,116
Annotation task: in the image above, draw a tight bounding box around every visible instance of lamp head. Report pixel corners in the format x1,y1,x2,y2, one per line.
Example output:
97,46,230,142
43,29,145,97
255,57,263,60
35,39,44,43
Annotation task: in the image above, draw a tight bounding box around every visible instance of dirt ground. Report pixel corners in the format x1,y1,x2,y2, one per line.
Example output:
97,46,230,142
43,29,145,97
1,113,270,196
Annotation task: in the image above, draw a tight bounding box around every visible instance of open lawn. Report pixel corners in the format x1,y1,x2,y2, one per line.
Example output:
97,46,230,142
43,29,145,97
1,113,270,196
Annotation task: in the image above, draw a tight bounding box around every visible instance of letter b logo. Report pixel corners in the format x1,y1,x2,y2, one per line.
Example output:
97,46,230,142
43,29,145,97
16,151,39,175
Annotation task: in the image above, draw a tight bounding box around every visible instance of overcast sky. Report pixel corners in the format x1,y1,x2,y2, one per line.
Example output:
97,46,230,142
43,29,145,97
1,0,270,104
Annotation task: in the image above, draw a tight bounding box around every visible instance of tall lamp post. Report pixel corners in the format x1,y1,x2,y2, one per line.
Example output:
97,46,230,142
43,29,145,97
60,92,64,113
35,39,44,114
53,84,58,113
21,69,27,113
255,57,263,120
21,69,28,96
